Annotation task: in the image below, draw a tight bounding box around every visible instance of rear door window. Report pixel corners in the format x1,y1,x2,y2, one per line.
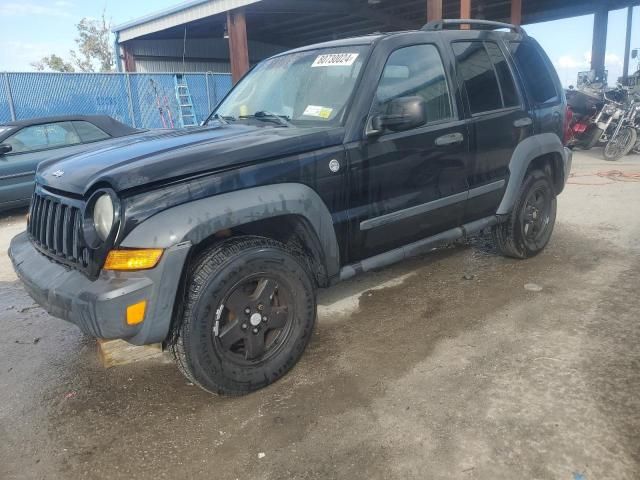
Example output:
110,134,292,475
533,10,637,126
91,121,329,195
509,41,558,105
452,42,503,114
484,42,519,108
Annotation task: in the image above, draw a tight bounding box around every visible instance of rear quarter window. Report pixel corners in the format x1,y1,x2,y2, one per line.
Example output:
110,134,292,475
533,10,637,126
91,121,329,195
509,41,558,105
72,121,110,143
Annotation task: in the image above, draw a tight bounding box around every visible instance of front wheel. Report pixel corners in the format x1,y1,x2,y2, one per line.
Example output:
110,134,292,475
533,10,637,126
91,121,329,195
171,236,317,395
603,126,637,161
492,169,557,259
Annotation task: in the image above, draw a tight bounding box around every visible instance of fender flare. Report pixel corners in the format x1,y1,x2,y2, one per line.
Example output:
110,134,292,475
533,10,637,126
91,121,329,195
120,183,341,278
497,133,566,215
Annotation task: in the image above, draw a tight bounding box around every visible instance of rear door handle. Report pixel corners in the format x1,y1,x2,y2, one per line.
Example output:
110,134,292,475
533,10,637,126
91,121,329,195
435,132,464,146
513,117,533,128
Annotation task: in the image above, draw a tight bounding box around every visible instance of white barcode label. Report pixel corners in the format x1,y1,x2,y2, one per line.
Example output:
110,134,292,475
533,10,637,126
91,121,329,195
312,53,359,67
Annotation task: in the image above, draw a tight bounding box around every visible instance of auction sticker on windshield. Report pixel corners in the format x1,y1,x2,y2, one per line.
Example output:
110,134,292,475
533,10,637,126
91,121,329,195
303,105,333,119
312,53,359,67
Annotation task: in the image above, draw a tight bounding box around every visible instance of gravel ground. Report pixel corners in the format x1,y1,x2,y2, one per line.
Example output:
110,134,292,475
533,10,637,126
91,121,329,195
0,150,639,480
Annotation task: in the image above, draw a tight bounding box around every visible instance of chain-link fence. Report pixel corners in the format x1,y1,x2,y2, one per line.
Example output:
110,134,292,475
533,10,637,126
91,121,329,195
0,72,233,129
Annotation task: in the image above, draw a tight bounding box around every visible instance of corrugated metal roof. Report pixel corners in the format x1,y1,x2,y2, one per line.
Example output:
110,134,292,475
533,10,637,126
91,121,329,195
113,0,263,42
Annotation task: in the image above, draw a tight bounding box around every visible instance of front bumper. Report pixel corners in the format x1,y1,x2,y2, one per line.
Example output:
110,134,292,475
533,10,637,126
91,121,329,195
9,232,190,345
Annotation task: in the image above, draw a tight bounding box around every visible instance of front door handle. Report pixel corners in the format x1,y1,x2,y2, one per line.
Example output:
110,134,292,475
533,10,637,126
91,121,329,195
513,117,533,128
435,132,464,146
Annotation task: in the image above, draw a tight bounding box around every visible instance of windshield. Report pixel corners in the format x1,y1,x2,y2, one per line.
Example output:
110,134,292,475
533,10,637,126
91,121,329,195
211,46,369,127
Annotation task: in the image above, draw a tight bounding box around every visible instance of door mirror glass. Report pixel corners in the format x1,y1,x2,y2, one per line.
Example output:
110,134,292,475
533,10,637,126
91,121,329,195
370,96,427,134
0,144,12,155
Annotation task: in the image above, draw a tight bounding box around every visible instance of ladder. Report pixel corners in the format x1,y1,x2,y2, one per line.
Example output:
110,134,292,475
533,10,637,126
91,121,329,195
174,74,198,127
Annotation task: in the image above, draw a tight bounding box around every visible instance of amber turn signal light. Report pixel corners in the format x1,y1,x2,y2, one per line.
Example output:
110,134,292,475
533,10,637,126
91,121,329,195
104,249,163,271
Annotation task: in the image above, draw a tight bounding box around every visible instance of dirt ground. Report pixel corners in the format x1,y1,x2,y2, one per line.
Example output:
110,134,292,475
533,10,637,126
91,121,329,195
1,150,639,480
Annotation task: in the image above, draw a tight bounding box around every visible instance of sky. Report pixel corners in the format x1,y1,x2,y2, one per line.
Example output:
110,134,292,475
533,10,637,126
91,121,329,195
0,1,638,86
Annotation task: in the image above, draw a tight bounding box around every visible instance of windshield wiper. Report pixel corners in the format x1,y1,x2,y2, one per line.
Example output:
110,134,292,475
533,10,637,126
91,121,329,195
207,113,231,125
241,111,294,128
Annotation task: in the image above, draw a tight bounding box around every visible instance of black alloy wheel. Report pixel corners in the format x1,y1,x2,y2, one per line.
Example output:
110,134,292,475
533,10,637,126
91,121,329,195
520,184,553,248
171,236,316,395
215,274,294,364
492,169,557,259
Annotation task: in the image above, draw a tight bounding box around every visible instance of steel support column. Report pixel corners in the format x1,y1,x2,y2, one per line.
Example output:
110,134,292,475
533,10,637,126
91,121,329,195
461,0,471,28
460,0,471,18
427,0,442,21
122,43,136,73
227,9,250,85
511,0,522,26
622,6,633,82
591,5,608,83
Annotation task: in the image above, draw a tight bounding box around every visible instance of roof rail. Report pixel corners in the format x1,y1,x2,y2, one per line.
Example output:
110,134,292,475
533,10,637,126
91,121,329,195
422,19,526,35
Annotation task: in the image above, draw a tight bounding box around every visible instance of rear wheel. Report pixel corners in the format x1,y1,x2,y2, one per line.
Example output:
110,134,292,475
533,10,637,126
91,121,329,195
492,169,557,259
582,126,604,150
171,236,316,395
603,126,637,161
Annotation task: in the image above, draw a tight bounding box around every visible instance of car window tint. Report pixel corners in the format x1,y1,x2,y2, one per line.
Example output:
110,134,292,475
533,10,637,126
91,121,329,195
509,41,558,104
452,41,503,114
5,122,81,154
374,44,452,124
46,122,81,147
73,121,110,142
484,42,519,107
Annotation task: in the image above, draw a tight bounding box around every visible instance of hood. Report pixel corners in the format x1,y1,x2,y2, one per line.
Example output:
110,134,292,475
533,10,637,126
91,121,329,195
36,124,344,196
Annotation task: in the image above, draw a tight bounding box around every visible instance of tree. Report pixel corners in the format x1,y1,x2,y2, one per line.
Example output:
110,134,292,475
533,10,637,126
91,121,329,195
31,11,114,73
31,54,75,73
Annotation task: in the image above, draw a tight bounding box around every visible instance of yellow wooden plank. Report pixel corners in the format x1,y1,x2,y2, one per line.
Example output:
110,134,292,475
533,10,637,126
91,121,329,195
97,339,165,369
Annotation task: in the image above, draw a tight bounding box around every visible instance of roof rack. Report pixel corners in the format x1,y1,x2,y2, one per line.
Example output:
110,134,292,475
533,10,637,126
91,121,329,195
422,19,526,36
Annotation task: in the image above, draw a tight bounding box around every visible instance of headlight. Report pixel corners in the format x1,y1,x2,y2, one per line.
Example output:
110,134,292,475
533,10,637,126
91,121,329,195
93,193,114,241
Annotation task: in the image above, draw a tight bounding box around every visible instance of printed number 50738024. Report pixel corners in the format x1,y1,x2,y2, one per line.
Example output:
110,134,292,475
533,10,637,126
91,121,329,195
312,53,359,67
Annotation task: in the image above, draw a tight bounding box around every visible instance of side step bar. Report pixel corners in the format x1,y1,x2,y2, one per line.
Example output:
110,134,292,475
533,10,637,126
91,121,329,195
338,215,500,282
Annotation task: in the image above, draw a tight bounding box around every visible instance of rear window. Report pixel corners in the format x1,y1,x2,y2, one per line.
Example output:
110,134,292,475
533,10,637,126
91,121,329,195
509,41,558,105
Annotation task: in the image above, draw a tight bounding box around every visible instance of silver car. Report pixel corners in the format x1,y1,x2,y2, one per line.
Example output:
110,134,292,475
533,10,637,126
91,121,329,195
0,115,141,211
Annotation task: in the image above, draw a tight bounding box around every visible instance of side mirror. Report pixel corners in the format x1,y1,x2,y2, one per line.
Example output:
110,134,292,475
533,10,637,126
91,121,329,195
0,144,12,155
369,96,427,135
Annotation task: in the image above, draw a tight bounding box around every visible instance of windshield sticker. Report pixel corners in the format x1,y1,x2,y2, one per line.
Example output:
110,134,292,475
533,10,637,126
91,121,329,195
303,105,333,119
312,53,359,67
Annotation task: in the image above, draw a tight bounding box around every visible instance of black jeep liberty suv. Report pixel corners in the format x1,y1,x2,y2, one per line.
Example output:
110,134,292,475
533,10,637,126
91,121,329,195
10,20,572,395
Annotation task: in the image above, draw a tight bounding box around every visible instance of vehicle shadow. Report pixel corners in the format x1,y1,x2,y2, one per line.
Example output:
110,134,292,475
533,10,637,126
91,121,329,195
0,205,28,221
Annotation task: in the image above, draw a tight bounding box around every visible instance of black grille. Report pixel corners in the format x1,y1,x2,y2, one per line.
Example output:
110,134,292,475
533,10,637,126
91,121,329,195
28,189,90,269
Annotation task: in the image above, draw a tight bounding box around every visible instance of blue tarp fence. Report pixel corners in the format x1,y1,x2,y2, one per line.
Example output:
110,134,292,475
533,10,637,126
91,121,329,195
0,72,233,129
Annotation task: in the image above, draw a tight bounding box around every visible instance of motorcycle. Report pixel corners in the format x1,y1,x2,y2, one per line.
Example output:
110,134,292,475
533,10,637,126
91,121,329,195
566,86,604,149
603,93,640,161
566,85,629,151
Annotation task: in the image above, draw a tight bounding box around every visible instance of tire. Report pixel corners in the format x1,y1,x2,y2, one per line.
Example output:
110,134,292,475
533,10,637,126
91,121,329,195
492,169,557,259
171,236,316,395
603,126,637,161
582,126,604,150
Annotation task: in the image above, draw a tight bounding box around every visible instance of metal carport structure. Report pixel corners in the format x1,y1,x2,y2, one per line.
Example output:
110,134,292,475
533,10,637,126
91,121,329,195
113,0,640,84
